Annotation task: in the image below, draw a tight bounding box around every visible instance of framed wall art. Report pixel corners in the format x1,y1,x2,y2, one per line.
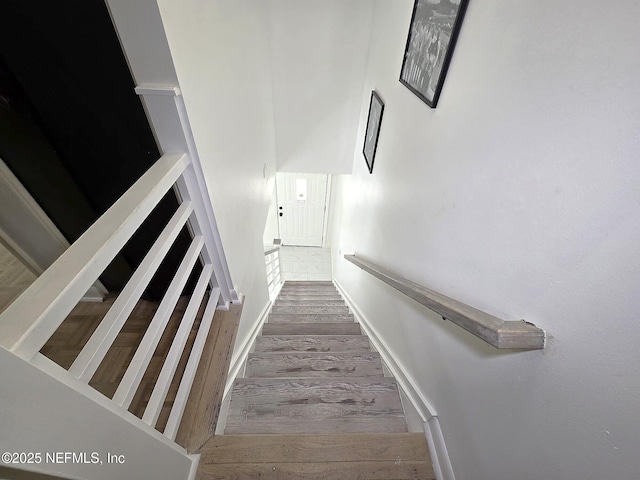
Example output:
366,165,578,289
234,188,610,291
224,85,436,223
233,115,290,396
399,0,469,108
363,90,384,174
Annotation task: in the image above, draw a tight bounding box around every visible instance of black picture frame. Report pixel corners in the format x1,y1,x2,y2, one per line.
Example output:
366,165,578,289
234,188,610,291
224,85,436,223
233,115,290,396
399,0,469,108
363,91,384,174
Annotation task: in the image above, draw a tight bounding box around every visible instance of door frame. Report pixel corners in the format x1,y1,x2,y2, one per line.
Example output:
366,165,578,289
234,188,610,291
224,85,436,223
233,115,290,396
321,174,332,248
274,173,331,247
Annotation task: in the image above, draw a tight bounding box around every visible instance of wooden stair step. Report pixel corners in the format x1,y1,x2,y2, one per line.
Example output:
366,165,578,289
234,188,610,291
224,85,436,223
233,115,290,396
277,292,341,299
271,305,349,315
225,377,407,434
262,323,361,335
197,460,433,480
280,285,337,289
276,299,345,306
245,352,384,378
201,432,430,463
197,433,434,479
254,335,372,353
276,295,343,301
268,313,354,324
279,287,339,293
283,281,335,287
277,290,342,297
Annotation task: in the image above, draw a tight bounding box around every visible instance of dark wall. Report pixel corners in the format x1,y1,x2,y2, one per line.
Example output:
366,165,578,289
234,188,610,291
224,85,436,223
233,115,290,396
0,0,196,298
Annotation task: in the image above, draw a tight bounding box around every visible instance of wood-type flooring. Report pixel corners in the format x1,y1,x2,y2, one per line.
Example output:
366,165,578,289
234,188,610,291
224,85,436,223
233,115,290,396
197,281,434,479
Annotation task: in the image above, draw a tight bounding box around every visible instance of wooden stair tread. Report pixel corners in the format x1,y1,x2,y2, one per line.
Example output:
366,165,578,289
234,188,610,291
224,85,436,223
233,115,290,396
197,460,433,479
201,433,430,463
262,323,361,335
222,280,414,443
268,313,354,323
198,433,435,478
280,286,338,291
276,295,343,301
224,416,408,435
271,305,349,315
281,283,337,288
277,291,343,296
254,335,372,353
246,352,384,378
279,287,340,294
225,377,407,434
276,299,345,306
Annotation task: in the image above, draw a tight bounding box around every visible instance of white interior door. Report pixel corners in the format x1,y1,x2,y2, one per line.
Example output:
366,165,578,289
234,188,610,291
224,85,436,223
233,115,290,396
276,173,328,246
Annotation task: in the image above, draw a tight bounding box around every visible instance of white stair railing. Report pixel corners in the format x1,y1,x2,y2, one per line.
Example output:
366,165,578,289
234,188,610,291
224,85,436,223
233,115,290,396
264,247,282,300
0,152,238,450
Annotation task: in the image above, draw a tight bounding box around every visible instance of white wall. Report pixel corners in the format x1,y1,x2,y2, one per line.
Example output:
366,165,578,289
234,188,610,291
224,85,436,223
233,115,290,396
263,184,279,246
330,1,640,479
267,0,374,174
155,0,277,351
106,0,179,86
0,348,192,480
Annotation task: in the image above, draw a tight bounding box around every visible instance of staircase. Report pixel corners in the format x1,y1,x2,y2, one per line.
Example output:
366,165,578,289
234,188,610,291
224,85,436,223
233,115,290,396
197,281,435,479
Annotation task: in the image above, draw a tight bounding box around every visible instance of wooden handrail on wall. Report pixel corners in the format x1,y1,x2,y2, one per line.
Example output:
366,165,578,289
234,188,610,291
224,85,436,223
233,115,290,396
344,255,545,350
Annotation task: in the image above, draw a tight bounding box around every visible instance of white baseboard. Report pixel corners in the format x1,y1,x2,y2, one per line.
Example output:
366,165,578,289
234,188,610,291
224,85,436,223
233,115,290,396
425,417,456,480
334,279,436,421
224,299,272,397
187,453,201,480
81,284,107,302
334,278,455,480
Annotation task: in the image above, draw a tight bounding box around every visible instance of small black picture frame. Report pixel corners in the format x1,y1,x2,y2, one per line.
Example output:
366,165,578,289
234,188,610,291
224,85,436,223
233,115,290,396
363,90,384,174
399,0,469,108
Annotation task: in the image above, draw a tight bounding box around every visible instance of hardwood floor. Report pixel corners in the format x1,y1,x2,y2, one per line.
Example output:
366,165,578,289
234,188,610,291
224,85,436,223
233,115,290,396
27,275,434,478
245,352,385,378
225,282,408,436
268,313,355,323
270,305,351,315
198,433,434,480
0,242,36,314
0,240,212,432
262,322,361,335
204,281,434,479
40,291,210,433
254,335,373,353
176,301,244,452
